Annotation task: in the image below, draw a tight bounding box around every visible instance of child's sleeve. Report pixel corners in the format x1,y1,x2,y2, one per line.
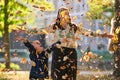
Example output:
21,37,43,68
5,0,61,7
23,39,36,52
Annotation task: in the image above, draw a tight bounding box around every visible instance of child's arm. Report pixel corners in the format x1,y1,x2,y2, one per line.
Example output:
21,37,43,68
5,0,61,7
15,36,36,52
23,38,36,52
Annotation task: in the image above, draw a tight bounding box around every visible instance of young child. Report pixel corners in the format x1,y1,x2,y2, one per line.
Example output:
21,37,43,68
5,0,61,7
23,38,48,80
16,36,61,80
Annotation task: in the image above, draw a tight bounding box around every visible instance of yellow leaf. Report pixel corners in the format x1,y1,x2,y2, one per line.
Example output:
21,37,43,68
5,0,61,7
113,45,118,51
112,34,118,43
34,0,55,11
115,27,120,34
21,58,27,64
41,29,48,34
86,12,92,17
73,16,77,20
83,54,90,62
96,29,101,34
78,23,83,27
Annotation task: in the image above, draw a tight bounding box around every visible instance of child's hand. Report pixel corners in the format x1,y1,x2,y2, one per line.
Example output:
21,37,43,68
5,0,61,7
15,36,27,42
31,61,36,67
15,36,24,41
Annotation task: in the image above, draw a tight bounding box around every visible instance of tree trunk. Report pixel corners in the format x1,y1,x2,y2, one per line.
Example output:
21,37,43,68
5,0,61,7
4,0,10,69
113,0,120,78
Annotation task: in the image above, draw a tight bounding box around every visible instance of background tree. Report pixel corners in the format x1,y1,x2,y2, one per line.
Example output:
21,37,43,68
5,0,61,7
0,0,54,69
112,0,120,78
86,0,114,26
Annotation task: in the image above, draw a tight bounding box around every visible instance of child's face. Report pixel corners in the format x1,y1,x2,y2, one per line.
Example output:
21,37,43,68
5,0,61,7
32,40,44,52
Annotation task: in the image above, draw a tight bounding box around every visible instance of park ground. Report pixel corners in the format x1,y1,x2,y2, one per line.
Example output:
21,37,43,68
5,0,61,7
0,70,116,80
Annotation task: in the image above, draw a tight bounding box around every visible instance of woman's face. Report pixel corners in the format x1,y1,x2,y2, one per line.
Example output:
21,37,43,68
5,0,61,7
59,10,71,24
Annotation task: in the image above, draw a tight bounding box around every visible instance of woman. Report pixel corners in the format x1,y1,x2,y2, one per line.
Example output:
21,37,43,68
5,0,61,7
47,7,78,80
46,7,112,80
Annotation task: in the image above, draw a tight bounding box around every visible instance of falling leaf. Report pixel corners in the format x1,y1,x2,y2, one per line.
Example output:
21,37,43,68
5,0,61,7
96,29,101,34
60,66,66,70
63,56,68,61
78,0,81,2
99,56,103,59
112,34,118,43
84,32,90,36
40,7,46,11
115,63,118,68
86,12,92,17
88,52,94,58
62,75,67,79
113,45,118,51
72,16,77,20
21,58,27,64
115,27,120,34
10,13,13,16
71,66,76,69
79,58,82,62
83,54,90,62
16,10,22,14
41,29,49,34
33,5,39,8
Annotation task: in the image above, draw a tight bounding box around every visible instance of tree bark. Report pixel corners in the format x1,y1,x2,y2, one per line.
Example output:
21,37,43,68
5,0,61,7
113,0,120,78
4,0,10,69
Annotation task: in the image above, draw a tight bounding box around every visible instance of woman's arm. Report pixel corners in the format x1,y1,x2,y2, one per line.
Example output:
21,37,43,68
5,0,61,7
32,25,55,35
76,25,113,38
45,40,61,53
